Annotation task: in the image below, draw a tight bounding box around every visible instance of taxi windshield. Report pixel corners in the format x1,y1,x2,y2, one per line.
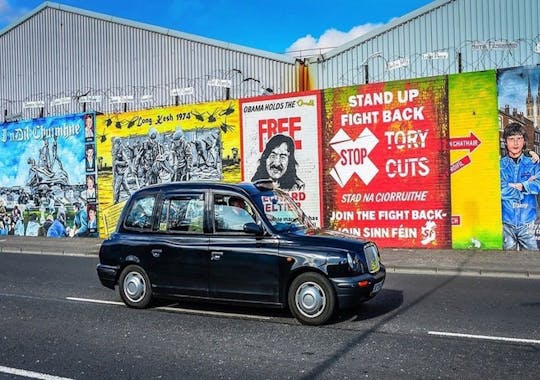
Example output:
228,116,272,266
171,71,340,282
256,190,315,232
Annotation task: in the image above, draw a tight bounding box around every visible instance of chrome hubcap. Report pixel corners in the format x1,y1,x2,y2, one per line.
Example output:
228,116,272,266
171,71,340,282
295,281,326,318
124,272,146,303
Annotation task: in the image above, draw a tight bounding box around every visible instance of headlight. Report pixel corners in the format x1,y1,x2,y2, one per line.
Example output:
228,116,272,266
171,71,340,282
346,252,362,272
363,243,380,273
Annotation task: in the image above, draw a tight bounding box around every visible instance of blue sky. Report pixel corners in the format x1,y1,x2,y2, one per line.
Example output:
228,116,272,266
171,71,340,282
0,0,434,55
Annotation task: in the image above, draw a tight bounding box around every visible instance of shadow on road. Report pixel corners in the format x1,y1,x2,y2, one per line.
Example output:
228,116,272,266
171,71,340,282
298,266,472,379
148,287,404,326
332,289,404,323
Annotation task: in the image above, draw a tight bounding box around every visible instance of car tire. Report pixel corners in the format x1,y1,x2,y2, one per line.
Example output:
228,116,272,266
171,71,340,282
118,265,152,308
288,272,336,326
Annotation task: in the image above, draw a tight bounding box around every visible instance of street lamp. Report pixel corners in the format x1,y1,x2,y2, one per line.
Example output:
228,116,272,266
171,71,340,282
363,51,383,84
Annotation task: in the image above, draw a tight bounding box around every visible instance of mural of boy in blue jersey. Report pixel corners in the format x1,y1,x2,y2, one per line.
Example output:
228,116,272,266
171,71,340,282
500,122,540,250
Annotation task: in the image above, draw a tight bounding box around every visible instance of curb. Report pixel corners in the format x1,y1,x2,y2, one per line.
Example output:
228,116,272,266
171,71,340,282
385,265,540,279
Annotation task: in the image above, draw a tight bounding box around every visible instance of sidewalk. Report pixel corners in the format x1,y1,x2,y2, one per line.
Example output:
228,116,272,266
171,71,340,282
380,248,540,279
0,236,103,256
1,236,539,279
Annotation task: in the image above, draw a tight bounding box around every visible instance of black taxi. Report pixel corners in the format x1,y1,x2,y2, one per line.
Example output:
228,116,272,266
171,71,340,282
96,180,385,325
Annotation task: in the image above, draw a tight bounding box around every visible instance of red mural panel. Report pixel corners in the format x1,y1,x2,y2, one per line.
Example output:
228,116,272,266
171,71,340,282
323,77,451,248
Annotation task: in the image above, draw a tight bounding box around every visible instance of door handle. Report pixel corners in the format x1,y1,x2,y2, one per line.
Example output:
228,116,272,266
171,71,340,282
211,251,223,261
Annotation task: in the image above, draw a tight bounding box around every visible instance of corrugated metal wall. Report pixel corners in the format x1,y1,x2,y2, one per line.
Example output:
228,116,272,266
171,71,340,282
309,0,540,89
0,5,298,121
2,0,539,121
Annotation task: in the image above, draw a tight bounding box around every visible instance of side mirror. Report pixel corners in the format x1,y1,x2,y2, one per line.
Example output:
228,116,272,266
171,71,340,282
243,222,264,235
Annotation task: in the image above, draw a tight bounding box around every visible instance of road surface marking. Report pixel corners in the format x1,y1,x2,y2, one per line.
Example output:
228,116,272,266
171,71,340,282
0,365,73,380
66,297,272,320
428,331,540,344
66,297,123,305
156,305,272,320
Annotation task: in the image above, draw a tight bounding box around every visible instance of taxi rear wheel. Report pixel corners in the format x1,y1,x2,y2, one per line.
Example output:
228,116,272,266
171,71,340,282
288,272,336,326
118,265,152,308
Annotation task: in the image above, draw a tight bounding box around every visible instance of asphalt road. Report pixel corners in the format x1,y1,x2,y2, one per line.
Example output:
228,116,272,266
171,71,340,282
0,252,539,379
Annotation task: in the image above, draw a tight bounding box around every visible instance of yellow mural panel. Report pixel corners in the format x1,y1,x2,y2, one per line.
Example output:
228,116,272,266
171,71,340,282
95,101,240,237
449,71,502,249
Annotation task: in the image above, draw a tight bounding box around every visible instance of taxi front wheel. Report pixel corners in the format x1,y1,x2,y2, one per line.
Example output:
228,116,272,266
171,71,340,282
288,272,336,325
119,265,152,308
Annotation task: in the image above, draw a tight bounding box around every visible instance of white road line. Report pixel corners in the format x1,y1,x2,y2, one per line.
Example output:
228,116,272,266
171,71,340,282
0,365,73,380
66,297,272,320
66,297,123,306
428,331,540,345
156,305,271,320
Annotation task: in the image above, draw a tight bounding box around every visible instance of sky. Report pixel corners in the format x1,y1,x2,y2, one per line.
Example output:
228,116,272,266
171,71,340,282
0,0,435,55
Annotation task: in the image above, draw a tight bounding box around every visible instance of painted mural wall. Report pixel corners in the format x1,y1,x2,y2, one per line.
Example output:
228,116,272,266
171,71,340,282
0,113,97,238
449,70,501,249
497,65,540,250
240,91,323,227
94,101,240,237
322,77,451,248
1,66,539,250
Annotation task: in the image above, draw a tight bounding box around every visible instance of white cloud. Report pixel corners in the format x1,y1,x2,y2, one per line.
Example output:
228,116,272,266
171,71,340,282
286,23,383,57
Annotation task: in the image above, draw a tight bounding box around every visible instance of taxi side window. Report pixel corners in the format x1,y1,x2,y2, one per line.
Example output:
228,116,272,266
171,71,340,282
159,194,204,233
124,196,155,229
213,194,256,233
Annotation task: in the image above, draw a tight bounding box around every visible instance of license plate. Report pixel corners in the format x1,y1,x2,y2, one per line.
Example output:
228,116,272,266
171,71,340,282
371,281,383,295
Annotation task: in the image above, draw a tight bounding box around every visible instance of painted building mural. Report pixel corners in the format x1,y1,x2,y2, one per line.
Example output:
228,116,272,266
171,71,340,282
322,77,451,248
1,65,540,250
497,65,540,250
0,113,97,237
95,101,241,236
449,71,500,250
241,91,323,226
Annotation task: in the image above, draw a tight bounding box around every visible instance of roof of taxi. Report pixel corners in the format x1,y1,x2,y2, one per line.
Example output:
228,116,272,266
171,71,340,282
128,181,273,197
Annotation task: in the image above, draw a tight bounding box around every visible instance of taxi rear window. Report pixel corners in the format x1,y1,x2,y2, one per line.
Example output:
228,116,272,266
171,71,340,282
158,194,204,233
124,195,155,229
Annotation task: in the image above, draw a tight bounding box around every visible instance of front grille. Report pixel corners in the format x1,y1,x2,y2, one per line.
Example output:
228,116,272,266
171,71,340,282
364,243,380,273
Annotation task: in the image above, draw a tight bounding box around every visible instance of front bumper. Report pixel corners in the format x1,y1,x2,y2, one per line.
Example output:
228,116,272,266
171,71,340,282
330,265,386,309
96,264,120,289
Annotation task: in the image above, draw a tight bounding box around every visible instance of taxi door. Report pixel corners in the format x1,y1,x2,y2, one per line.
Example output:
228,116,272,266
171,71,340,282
149,192,209,297
208,192,280,304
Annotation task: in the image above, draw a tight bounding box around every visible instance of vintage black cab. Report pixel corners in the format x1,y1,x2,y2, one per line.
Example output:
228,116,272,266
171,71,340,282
96,180,385,325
